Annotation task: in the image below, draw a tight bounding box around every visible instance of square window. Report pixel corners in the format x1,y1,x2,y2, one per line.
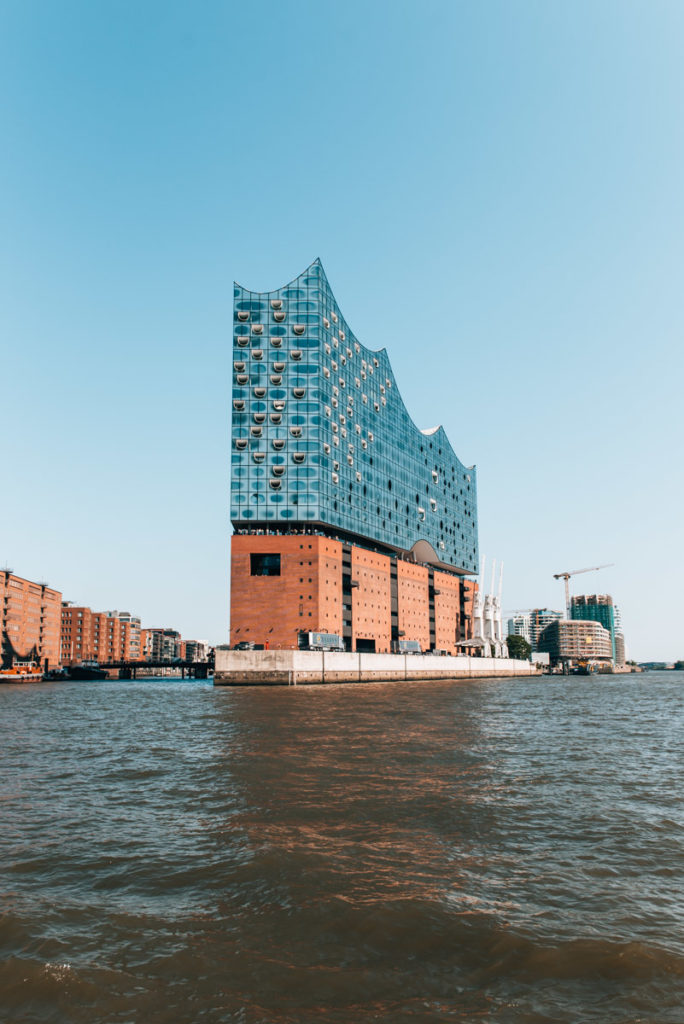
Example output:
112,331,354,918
250,553,281,576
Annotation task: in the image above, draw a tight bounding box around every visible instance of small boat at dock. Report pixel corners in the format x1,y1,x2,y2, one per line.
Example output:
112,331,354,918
0,662,44,683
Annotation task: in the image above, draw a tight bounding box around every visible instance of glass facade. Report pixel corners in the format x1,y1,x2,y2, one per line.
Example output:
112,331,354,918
571,596,617,661
230,259,479,574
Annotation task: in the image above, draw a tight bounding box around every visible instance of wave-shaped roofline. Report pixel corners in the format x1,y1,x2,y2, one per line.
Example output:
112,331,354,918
234,257,323,300
235,259,475,472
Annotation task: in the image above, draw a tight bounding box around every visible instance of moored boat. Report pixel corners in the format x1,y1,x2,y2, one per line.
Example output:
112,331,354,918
0,662,43,683
68,661,108,681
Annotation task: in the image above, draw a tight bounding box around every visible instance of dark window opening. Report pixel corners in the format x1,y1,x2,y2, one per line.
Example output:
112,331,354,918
250,553,281,576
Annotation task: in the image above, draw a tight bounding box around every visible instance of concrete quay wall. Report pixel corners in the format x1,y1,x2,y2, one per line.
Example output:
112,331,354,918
214,649,539,686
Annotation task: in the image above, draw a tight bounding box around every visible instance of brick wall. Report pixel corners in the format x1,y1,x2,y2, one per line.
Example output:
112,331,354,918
351,547,391,652
1,573,62,670
433,569,461,654
229,534,475,653
396,561,431,651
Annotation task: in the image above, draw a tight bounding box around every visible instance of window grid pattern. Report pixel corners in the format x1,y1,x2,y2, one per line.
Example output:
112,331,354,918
230,259,479,574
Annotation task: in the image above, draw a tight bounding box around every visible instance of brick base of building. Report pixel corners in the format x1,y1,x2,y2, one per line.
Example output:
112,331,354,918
229,532,476,653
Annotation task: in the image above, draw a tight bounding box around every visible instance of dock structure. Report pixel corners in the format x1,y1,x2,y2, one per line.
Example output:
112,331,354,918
214,649,539,686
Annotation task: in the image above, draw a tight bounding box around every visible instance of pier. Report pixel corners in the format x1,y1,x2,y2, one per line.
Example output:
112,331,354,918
214,649,539,686
105,659,213,680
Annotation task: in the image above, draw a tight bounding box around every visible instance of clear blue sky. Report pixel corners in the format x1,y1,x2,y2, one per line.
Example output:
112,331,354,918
2,0,682,660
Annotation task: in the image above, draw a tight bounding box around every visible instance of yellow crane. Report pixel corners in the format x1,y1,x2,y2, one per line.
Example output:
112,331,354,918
553,564,615,619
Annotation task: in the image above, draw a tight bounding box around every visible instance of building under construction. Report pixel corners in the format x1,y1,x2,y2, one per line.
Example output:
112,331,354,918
537,619,613,665
571,594,625,664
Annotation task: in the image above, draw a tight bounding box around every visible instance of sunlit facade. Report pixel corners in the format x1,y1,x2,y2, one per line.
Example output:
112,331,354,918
230,260,479,652
231,259,478,573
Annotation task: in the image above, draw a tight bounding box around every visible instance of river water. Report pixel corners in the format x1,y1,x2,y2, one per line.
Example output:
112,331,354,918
1,672,683,1023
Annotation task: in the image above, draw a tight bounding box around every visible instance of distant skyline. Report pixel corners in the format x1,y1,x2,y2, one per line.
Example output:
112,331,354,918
2,0,683,659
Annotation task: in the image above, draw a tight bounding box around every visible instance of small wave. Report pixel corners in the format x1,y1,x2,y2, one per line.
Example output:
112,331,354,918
476,931,684,984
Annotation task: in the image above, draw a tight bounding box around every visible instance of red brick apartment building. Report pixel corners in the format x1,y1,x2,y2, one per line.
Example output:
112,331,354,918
60,606,141,666
140,628,182,661
1,571,62,670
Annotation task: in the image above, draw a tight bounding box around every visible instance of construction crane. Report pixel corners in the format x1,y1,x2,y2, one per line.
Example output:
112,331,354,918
553,564,615,619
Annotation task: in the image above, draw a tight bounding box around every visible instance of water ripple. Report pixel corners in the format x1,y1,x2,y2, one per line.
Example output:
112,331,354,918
1,672,683,1022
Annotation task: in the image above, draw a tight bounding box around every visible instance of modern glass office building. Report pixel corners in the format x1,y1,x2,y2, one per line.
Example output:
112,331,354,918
571,595,617,661
231,259,478,575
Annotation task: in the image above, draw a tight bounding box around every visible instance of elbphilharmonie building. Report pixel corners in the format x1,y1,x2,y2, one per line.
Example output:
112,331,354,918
230,259,479,653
